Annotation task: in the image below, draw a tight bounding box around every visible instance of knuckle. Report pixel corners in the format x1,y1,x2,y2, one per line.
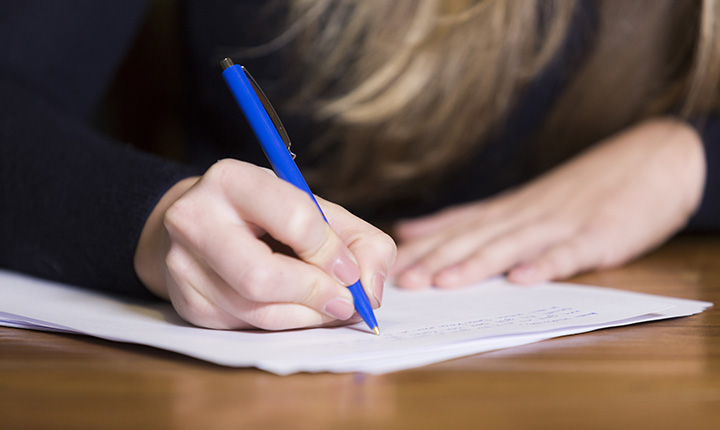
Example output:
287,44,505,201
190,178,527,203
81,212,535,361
348,228,397,270
205,158,266,197
292,216,332,260
176,294,222,329
164,245,186,274
596,246,621,269
245,305,287,331
575,227,618,270
164,197,198,238
206,158,284,196
553,247,578,273
204,158,240,187
375,230,398,261
551,242,586,277
353,229,398,268
546,255,569,277
297,276,324,306
479,246,512,272
238,265,275,300
286,204,323,238
545,218,577,238
586,211,621,235
473,247,501,268
163,200,187,231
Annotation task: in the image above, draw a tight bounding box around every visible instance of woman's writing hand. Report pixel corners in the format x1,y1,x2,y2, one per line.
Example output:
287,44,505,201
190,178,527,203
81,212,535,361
134,159,395,330
391,118,705,288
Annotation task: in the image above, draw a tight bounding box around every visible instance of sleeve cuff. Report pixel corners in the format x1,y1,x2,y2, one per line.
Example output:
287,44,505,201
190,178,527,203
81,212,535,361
687,114,720,231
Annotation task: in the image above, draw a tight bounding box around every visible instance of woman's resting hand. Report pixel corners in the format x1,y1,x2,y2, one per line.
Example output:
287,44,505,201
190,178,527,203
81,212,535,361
391,118,705,288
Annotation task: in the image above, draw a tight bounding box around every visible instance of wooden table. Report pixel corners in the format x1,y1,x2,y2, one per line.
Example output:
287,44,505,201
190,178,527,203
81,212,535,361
1,234,719,430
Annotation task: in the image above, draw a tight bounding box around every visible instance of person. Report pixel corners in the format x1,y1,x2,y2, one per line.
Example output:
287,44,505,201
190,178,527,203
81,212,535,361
1,0,718,331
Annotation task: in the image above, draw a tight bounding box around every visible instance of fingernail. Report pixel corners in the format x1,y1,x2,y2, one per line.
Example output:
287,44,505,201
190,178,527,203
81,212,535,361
372,273,385,306
332,255,361,286
323,297,355,320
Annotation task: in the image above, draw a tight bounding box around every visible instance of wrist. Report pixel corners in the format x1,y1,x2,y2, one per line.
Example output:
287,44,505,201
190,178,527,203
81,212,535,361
649,117,706,217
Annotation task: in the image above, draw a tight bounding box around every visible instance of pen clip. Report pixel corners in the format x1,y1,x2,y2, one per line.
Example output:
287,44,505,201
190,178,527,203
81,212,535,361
241,65,296,159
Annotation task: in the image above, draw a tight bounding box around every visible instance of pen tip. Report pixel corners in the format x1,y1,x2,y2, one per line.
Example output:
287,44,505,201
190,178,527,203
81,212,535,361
372,327,380,336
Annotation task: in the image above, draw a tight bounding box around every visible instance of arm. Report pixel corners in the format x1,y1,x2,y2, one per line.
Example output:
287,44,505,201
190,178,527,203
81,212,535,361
0,1,198,297
0,3,396,332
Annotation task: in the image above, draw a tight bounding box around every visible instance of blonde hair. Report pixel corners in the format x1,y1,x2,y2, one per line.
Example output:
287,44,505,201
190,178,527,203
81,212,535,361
278,0,720,208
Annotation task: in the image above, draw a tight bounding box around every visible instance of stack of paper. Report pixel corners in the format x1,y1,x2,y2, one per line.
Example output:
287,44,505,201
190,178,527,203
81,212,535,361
0,269,711,375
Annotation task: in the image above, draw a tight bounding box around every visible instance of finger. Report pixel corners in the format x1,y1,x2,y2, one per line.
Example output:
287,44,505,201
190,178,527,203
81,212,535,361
394,202,485,241
432,220,576,287
205,159,363,287
393,213,530,289
164,249,250,329
507,231,607,284
165,244,346,330
164,196,356,320
320,198,397,307
391,232,449,289
170,274,344,331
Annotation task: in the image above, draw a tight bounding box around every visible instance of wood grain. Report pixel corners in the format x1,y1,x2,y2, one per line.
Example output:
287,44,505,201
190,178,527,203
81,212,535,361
1,234,719,430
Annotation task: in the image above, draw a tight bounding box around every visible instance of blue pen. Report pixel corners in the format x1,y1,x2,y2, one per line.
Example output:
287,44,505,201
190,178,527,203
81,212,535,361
220,58,380,335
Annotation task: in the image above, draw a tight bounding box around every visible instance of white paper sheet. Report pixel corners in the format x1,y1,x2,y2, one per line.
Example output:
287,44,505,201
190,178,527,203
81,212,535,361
0,269,711,374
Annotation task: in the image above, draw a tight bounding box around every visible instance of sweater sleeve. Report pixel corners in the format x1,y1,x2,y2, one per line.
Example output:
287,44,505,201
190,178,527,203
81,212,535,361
687,114,720,231
0,1,200,298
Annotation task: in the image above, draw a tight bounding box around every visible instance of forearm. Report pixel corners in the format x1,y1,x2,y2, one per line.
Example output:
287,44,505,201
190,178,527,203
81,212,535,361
0,80,199,297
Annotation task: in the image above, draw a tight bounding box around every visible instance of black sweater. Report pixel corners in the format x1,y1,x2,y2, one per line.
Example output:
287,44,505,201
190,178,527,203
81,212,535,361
1,1,718,298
